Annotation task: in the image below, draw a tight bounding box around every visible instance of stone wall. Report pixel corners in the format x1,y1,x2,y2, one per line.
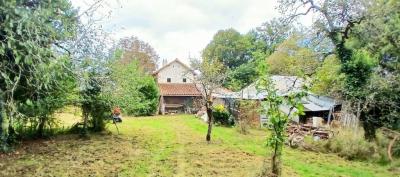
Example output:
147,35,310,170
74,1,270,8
157,61,195,83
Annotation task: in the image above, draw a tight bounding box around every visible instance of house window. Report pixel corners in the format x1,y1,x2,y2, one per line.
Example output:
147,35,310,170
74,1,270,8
183,78,187,83
167,78,171,82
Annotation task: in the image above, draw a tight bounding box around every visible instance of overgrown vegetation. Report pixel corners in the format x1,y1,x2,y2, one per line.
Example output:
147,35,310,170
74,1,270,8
279,0,400,141
1,114,398,177
1,0,399,176
0,0,77,151
236,100,259,134
302,128,400,164
110,51,159,116
212,104,233,126
257,63,307,176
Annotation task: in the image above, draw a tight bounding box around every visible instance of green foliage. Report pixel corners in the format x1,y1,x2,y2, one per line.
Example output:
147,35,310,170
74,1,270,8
191,57,227,142
252,18,294,55
111,57,159,116
212,105,233,126
345,0,400,135
363,73,400,131
0,0,77,149
202,29,261,91
79,70,113,135
135,77,159,116
278,0,400,141
202,28,252,69
202,22,297,91
257,63,306,176
16,56,76,137
351,0,400,73
311,55,345,98
236,100,258,134
86,95,112,132
266,35,321,77
225,60,259,91
342,50,377,98
304,128,397,163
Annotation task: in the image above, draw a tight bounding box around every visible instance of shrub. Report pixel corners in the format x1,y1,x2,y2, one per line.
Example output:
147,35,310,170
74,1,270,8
236,100,258,134
111,60,159,116
213,104,234,126
302,128,396,163
324,135,376,161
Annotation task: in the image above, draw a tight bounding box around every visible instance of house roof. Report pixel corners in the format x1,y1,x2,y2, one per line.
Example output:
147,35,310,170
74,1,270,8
280,94,339,115
153,58,195,75
211,87,237,98
302,94,340,112
158,83,202,96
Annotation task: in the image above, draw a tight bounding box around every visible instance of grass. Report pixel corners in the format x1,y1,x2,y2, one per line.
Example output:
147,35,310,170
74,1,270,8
0,114,399,177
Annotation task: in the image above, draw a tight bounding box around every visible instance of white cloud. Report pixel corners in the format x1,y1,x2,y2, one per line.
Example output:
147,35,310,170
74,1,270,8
71,0,308,65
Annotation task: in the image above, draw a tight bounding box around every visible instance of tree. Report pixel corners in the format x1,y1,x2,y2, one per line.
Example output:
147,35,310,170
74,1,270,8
278,0,385,140
204,20,302,91
202,29,266,91
257,63,306,177
118,36,160,73
0,0,77,150
225,60,259,91
17,56,76,138
191,58,226,142
311,55,344,98
203,29,252,69
253,18,295,55
110,52,159,116
266,34,320,77
58,1,116,137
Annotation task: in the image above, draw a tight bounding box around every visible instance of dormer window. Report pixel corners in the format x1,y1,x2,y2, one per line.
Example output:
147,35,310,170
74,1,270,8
183,78,187,83
167,78,171,82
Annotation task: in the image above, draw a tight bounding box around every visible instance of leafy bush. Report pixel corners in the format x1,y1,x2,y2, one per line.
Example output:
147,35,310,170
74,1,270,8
111,58,159,116
212,104,234,126
88,95,112,132
324,136,377,161
132,77,159,116
236,100,259,134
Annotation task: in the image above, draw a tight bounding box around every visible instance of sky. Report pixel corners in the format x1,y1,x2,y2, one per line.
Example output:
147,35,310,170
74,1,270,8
71,0,304,65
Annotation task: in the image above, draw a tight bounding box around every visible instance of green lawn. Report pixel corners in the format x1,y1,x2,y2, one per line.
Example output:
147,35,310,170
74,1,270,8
0,114,398,177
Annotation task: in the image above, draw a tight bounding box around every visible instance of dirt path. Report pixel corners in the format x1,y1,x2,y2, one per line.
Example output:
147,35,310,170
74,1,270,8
166,117,264,177
171,120,194,177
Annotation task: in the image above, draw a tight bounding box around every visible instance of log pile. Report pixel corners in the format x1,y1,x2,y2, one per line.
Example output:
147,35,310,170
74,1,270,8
286,123,335,148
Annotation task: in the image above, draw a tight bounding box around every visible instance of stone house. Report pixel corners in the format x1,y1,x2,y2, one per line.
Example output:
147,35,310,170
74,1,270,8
153,59,202,114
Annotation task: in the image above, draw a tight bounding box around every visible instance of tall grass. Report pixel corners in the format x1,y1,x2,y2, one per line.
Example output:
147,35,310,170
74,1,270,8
304,127,398,164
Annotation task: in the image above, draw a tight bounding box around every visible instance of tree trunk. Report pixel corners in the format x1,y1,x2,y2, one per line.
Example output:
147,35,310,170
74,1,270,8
0,103,3,138
271,140,282,176
362,120,376,141
0,103,6,151
37,116,46,138
81,105,89,137
206,101,213,142
6,109,16,146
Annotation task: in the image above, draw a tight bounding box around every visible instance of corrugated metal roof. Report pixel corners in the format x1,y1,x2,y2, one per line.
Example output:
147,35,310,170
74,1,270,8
238,75,304,99
302,94,339,112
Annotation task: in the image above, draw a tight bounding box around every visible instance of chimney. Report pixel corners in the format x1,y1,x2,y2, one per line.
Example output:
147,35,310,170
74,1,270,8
162,59,168,66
